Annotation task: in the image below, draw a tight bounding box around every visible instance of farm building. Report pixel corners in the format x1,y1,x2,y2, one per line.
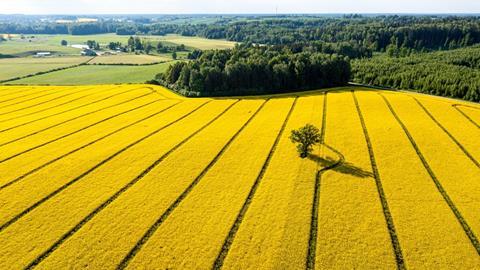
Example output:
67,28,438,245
34,52,51,57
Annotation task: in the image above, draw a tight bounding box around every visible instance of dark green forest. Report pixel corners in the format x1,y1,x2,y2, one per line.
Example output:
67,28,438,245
353,46,480,102
2,15,480,52
156,45,350,96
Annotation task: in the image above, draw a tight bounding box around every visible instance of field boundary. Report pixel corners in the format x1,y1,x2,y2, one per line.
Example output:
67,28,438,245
411,97,479,168
0,100,180,191
213,97,298,269
25,100,242,269
87,60,174,67
452,104,480,129
0,85,131,133
0,101,211,233
380,93,480,256
0,91,156,148
352,91,406,269
117,99,269,270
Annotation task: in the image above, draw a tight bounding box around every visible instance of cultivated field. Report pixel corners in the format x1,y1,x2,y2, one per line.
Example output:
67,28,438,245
7,62,174,85
88,54,172,65
0,34,237,56
0,85,478,269
152,34,238,50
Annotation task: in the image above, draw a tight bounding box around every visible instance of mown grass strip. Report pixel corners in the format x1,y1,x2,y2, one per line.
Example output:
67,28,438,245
0,101,211,234
453,104,480,129
380,93,480,256
116,99,269,270
0,86,137,133
0,100,180,191
0,92,155,148
0,86,92,117
212,97,298,270
25,100,241,270
412,97,479,168
353,91,406,270
0,96,164,164
0,87,65,110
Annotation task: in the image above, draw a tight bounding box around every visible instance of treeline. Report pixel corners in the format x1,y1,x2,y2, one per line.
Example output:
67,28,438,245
0,22,120,35
125,16,480,52
1,16,480,53
156,45,350,96
352,47,480,102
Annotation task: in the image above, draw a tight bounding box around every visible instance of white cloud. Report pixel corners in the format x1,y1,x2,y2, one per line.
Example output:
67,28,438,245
0,0,478,14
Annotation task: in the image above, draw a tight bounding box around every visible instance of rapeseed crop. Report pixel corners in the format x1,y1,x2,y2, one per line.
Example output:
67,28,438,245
355,91,480,268
221,96,322,269
34,100,265,269
383,92,480,251
0,99,232,269
315,91,396,269
0,85,479,269
126,98,295,269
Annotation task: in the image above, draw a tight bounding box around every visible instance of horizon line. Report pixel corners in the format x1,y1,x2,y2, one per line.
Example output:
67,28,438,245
1,12,480,16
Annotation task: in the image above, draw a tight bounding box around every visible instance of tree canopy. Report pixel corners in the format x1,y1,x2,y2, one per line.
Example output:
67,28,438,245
156,45,350,96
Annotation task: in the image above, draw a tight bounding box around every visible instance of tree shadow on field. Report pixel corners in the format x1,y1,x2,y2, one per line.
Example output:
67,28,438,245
308,154,373,179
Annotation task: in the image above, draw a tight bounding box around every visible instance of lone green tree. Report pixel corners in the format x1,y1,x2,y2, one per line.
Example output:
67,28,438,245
290,124,321,158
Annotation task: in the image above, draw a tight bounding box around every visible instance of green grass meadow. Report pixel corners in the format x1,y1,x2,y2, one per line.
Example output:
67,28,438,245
8,62,174,85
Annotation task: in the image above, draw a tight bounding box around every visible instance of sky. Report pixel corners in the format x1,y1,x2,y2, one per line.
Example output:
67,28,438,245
0,0,479,15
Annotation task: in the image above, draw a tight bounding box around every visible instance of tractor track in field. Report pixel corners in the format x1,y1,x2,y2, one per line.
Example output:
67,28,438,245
0,86,94,117
411,97,479,168
0,100,181,191
213,97,298,270
0,86,117,124
0,87,103,122
0,101,211,234
0,86,144,133
0,87,39,103
25,100,242,269
380,93,480,256
145,86,171,99
452,104,480,129
0,92,157,148
353,91,406,270
306,91,357,270
116,99,269,270
0,87,66,110
0,96,166,164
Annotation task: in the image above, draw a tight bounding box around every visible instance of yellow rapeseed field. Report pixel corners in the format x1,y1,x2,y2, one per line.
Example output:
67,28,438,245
0,85,479,269
411,95,480,163
355,90,480,268
221,95,322,270
456,104,480,127
314,91,396,269
383,92,480,245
